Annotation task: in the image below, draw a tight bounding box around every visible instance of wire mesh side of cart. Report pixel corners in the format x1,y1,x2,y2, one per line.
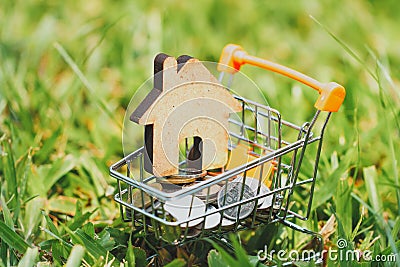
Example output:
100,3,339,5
110,94,331,244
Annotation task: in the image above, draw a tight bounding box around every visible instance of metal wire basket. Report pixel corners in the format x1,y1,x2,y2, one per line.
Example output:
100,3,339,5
110,44,345,265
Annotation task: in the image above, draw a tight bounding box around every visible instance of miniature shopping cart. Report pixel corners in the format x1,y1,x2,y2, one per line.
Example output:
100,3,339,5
110,44,345,265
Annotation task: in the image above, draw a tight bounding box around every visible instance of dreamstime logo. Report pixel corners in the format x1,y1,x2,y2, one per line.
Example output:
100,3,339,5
257,239,398,263
336,238,347,249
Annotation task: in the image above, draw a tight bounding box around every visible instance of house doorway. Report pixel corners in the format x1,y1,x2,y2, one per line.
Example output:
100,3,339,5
179,136,203,171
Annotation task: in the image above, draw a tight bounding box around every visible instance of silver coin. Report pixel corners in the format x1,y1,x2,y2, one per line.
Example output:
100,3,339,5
221,218,236,227
201,206,222,229
164,195,206,227
217,181,256,220
160,183,183,193
233,176,272,208
257,186,273,210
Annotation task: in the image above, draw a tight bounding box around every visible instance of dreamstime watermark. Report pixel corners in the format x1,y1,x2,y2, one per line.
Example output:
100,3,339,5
257,239,398,263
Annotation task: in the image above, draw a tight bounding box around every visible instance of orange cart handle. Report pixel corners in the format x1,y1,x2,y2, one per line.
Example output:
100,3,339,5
218,44,346,112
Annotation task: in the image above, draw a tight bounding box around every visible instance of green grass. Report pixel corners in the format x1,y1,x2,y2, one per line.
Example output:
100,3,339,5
0,0,399,266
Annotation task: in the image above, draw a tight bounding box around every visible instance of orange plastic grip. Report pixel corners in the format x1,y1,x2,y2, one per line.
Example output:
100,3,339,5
218,44,346,112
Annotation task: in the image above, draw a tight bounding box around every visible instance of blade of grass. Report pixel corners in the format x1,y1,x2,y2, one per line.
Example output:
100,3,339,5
17,247,38,267
0,243,7,267
0,220,31,252
309,15,376,79
65,227,118,264
229,235,254,267
42,211,60,236
34,127,62,164
28,155,76,197
79,154,109,197
132,247,147,267
208,250,225,267
1,137,18,207
0,195,14,230
363,166,383,216
164,259,186,267
23,197,45,240
350,208,364,242
366,46,400,102
391,217,400,241
375,75,400,216
65,245,86,267
204,238,238,267
336,176,353,238
52,241,74,266
81,15,126,65
330,208,353,267
313,146,356,209
68,210,96,232
125,239,135,267
39,227,73,249
53,42,122,130
15,147,33,221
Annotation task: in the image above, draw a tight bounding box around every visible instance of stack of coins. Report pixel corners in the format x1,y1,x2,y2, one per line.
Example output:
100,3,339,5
182,176,221,204
163,168,207,185
193,184,221,204
137,171,276,236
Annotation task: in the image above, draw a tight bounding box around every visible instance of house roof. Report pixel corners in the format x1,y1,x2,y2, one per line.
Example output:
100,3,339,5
130,53,241,125
130,54,193,123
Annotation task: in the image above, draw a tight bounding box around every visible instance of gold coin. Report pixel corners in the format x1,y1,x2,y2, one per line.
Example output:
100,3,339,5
168,168,207,179
165,177,197,184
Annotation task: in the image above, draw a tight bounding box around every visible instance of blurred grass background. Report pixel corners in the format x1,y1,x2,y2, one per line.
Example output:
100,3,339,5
0,0,399,266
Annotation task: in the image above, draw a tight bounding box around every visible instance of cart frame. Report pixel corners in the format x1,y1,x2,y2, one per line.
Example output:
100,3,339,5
109,44,345,266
